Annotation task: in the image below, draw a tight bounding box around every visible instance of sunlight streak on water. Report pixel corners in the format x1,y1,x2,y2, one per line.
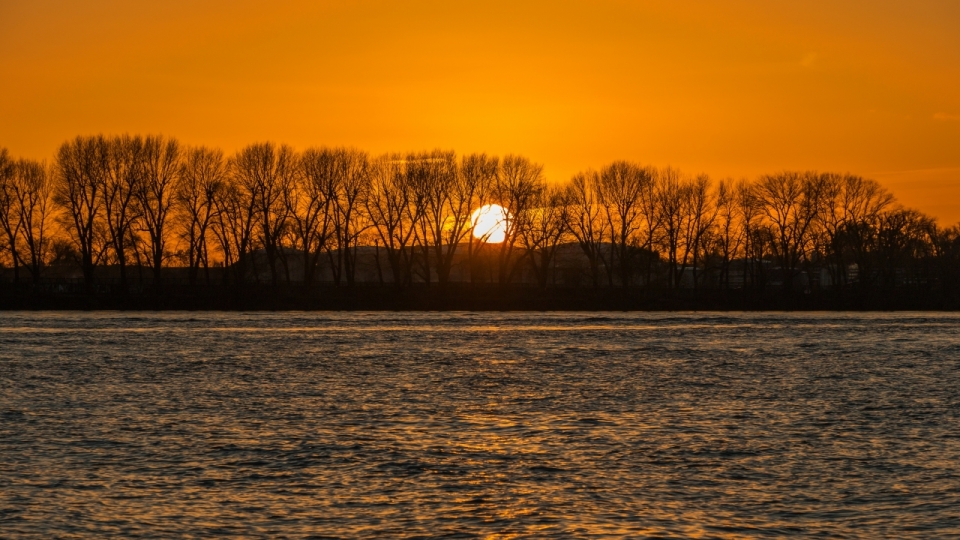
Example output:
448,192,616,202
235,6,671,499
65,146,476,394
1,312,959,538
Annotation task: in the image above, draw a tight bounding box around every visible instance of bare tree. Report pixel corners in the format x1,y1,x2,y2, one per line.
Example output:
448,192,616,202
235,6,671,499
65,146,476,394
565,171,608,287
712,179,745,289
136,135,180,287
176,146,225,284
493,155,544,285
366,153,421,286
53,136,110,286
10,160,54,283
655,167,691,289
289,148,338,284
419,150,463,285
874,208,935,291
597,161,651,288
754,171,828,294
0,149,21,280
102,135,144,290
232,142,296,285
819,173,894,289
405,152,441,284
432,152,481,285
634,166,662,289
519,184,569,288
460,153,498,284
210,174,258,284
682,174,716,291
327,148,369,286
734,179,765,290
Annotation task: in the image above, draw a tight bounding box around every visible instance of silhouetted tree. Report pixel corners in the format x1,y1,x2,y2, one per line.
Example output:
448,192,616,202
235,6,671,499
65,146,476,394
176,146,225,285
328,148,369,286
460,153,498,284
712,179,744,289
656,167,692,289
405,151,444,284
0,149,20,280
755,171,827,294
819,174,893,291
366,153,420,286
4,159,53,283
493,155,544,285
419,150,462,285
874,208,935,292
597,161,651,288
519,184,569,288
232,142,296,286
565,171,608,287
734,179,765,290
289,147,338,284
683,174,716,292
53,136,110,286
434,152,485,285
101,135,144,290
136,135,180,287
211,172,258,284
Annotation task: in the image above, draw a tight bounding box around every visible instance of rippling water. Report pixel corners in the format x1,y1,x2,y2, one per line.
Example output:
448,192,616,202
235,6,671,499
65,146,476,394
1,312,959,538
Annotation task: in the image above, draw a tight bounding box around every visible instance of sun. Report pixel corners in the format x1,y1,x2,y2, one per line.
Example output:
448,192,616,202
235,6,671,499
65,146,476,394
470,204,510,243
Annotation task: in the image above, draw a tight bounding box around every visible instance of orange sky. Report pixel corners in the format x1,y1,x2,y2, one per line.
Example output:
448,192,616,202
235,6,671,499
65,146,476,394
2,0,959,221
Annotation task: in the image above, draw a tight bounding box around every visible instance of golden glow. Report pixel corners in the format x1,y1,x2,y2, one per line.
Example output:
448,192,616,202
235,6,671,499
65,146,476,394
471,204,510,244
0,1,958,221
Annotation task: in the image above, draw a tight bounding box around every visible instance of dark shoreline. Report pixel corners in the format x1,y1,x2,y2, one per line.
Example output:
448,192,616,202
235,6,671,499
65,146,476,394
1,284,956,311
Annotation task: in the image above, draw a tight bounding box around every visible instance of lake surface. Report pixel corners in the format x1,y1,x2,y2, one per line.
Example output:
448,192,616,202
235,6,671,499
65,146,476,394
1,312,959,538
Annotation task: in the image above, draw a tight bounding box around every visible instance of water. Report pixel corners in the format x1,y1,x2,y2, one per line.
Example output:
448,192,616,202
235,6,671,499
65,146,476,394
1,312,959,538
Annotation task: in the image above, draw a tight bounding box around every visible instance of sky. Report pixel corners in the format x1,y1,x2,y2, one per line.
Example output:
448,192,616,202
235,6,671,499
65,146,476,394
2,0,959,221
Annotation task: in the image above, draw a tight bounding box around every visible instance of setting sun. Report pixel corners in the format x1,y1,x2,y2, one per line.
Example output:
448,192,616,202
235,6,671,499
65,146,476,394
470,204,510,244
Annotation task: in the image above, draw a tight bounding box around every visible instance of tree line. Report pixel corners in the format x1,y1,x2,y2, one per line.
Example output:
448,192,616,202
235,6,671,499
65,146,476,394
2,135,959,299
